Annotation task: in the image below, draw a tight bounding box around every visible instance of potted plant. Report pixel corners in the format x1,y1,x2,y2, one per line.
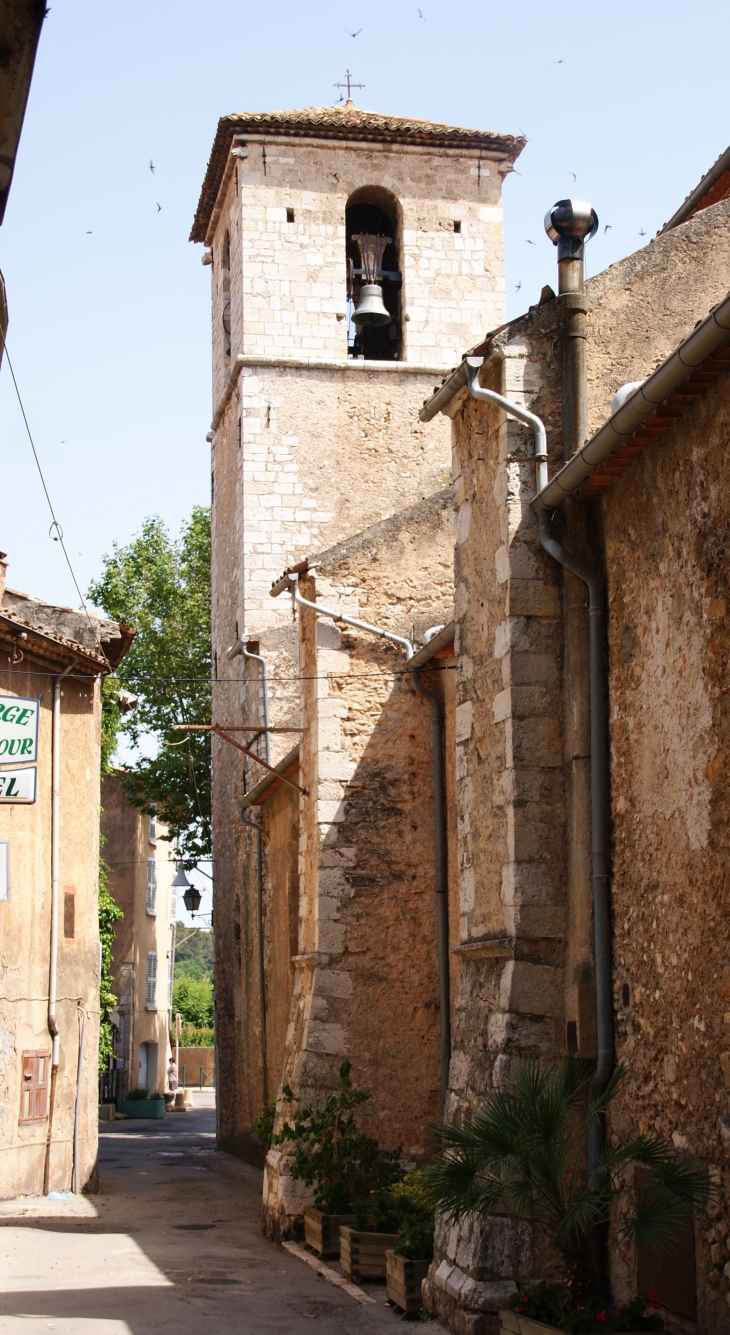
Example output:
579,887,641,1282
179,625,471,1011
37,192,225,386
274,1059,401,1260
385,1172,436,1315
423,1057,710,1332
121,1086,166,1119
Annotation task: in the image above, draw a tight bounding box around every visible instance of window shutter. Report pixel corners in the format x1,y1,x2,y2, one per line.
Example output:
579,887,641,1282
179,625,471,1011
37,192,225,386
148,815,157,844
146,951,157,1008
19,1051,50,1123
146,858,157,914
168,951,174,1008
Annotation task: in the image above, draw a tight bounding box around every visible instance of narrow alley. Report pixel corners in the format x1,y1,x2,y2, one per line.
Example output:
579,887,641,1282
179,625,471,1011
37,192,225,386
0,1096,419,1335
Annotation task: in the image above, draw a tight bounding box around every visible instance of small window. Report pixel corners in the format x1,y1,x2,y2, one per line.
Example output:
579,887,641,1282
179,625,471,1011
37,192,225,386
148,815,157,845
146,951,158,1010
63,890,75,940
286,208,295,223
19,1051,50,1123
146,858,157,915
453,220,461,233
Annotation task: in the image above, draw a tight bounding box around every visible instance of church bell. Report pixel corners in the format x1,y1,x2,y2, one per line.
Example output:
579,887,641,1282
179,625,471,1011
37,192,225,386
352,283,391,327
351,233,392,328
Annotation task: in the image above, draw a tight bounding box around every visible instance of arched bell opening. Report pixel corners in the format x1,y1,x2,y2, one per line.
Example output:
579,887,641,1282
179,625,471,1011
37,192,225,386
345,186,403,361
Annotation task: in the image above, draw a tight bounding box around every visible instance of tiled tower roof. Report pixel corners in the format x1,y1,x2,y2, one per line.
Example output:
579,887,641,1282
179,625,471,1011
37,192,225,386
191,104,525,243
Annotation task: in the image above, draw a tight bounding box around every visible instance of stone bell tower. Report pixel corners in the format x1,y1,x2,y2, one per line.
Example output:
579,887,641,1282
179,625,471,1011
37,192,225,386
191,103,524,1185
191,102,524,639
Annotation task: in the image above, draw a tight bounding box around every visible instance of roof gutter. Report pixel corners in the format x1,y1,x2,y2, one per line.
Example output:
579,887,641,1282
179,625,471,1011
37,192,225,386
659,145,730,235
534,289,730,511
419,361,468,423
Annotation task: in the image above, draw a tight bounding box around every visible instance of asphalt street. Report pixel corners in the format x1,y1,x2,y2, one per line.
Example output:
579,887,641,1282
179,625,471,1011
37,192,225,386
0,1094,428,1334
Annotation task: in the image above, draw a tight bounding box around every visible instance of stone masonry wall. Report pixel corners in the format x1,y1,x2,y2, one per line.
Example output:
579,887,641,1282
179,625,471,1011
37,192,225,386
262,492,456,1237
602,361,730,1331
422,197,730,1333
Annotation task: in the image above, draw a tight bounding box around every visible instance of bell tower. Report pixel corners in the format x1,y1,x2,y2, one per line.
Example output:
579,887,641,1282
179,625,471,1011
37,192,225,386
192,104,524,636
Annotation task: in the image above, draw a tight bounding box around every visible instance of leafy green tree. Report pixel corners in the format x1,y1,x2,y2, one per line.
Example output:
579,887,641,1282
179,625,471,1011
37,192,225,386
98,678,124,1073
98,855,123,1072
173,924,214,983
172,975,214,1028
88,506,211,862
423,1057,710,1301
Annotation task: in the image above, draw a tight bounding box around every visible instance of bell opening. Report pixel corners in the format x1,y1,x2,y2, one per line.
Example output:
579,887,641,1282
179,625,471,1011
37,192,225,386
346,189,402,360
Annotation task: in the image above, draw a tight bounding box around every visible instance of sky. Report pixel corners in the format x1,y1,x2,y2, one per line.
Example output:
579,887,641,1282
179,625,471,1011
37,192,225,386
1,0,728,609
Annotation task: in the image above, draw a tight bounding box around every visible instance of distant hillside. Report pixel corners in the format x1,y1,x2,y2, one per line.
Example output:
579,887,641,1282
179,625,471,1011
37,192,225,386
174,924,213,983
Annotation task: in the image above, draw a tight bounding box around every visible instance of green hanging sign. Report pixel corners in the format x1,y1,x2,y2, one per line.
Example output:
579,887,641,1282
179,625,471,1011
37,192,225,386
0,695,40,763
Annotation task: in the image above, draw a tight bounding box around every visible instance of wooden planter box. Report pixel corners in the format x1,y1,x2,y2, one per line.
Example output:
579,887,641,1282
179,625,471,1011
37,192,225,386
501,1313,647,1335
340,1225,401,1282
386,1249,430,1314
304,1207,356,1258
120,1098,165,1119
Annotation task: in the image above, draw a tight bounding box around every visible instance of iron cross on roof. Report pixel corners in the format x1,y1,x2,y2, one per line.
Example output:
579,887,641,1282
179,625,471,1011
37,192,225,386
334,71,364,103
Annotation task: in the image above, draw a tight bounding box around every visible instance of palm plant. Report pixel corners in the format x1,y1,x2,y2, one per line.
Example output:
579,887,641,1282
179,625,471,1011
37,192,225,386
423,1058,709,1300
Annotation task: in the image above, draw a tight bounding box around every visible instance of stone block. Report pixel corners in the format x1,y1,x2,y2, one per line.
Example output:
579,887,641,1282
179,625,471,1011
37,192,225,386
303,1021,347,1054
507,717,561,768
499,960,563,1017
506,580,560,618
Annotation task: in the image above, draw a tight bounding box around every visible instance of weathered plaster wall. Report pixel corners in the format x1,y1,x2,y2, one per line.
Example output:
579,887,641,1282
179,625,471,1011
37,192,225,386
0,667,101,1198
262,491,455,1237
602,370,730,1331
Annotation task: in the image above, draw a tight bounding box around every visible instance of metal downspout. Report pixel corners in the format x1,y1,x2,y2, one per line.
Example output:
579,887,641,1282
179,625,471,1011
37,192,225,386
535,504,612,1176
409,667,450,1108
287,575,414,658
44,664,72,1195
240,814,267,1097
241,639,271,767
465,354,612,1176
73,1003,87,1194
543,198,612,1179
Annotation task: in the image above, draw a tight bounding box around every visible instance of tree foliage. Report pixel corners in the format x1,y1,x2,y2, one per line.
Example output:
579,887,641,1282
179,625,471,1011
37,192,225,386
98,855,123,1071
88,507,211,861
173,924,213,982
423,1058,710,1298
172,975,214,1028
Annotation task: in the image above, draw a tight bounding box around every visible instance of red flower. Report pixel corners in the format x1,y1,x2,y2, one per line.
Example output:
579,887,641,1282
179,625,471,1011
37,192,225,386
596,1311,608,1324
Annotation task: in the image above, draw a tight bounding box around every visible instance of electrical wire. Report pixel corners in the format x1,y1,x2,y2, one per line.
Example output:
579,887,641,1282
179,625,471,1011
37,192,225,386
0,325,97,634
1,665,455,683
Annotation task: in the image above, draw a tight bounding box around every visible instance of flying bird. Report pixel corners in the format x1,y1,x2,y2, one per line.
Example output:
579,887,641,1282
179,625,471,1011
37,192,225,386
417,7,426,17
348,27,362,36
525,239,536,246
515,281,522,292
604,224,612,234
157,202,162,212
149,160,155,174
86,231,92,234
639,227,646,236
553,58,564,63
568,172,576,182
